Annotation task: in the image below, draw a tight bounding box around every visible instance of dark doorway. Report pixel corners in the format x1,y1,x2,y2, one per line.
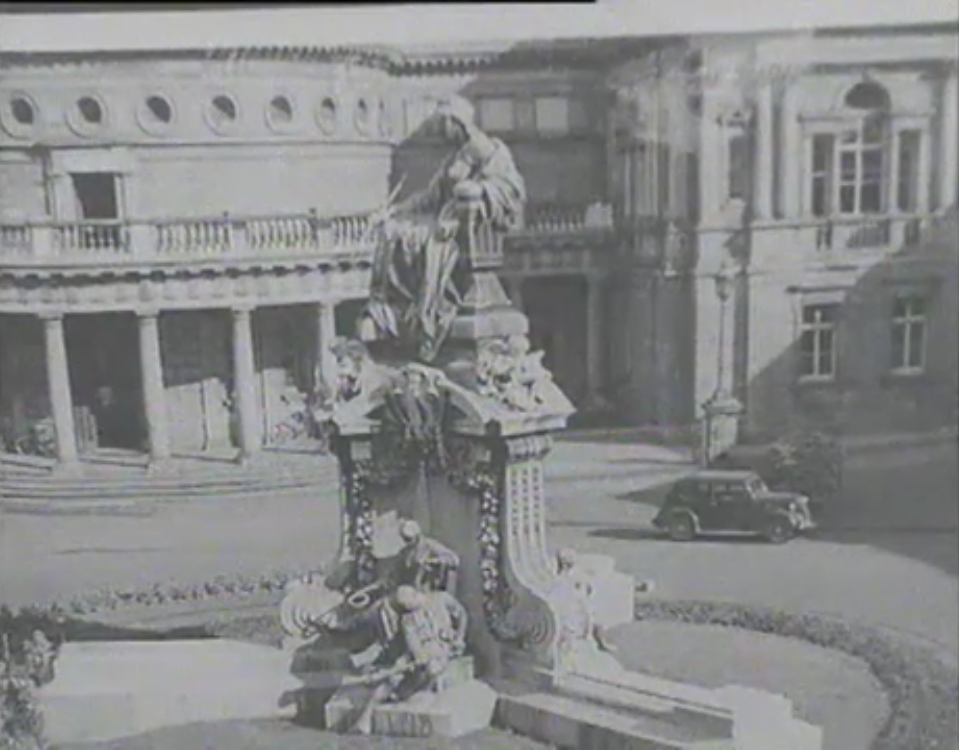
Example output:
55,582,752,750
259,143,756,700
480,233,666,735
71,173,120,220
524,276,588,403
71,172,122,250
65,314,145,453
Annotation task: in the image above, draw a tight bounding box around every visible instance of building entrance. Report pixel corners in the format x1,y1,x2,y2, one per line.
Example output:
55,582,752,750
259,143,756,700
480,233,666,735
65,314,145,452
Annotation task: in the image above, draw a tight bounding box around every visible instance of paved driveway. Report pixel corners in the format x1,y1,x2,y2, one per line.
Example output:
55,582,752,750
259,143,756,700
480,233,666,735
1,439,956,659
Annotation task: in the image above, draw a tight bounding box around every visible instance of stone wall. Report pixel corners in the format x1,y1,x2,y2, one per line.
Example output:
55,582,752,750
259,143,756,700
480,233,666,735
741,224,959,442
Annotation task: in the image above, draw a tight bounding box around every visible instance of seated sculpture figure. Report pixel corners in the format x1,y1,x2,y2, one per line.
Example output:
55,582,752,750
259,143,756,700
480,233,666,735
359,95,526,363
348,585,469,733
280,519,460,648
552,548,618,669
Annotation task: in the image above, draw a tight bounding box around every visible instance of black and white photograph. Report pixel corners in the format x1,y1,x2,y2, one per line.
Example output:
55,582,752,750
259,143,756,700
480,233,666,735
0,3,956,749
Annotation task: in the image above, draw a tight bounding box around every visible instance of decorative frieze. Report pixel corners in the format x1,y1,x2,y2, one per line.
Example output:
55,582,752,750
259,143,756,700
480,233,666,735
0,261,371,314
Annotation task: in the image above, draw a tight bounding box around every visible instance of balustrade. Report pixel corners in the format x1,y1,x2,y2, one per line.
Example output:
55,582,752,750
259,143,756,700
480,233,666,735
0,211,379,264
811,215,930,252
522,202,615,234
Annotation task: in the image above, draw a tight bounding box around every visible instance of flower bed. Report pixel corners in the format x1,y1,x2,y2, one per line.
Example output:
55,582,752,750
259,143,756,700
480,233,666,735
634,599,959,750
1,607,62,750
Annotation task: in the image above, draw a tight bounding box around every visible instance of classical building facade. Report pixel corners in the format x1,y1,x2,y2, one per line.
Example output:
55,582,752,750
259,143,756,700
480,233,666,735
0,25,956,469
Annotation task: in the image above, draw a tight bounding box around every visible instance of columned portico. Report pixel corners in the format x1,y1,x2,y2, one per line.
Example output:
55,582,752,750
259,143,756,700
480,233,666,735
41,313,78,465
137,311,170,464
314,301,338,396
231,306,261,461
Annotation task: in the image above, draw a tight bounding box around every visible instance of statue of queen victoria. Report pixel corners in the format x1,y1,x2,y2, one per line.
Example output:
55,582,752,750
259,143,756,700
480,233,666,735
359,96,527,363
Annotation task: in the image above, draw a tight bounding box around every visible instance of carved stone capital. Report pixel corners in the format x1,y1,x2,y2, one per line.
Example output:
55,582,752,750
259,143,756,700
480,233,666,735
504,434,553,464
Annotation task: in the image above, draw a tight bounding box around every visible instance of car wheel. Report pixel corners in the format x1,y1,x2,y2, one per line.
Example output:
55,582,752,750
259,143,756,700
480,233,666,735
668,513,696,542
763,517,794,545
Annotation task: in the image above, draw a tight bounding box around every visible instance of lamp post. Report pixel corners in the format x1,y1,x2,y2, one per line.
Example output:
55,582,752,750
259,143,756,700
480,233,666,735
712,262,734,400
700,261,742,467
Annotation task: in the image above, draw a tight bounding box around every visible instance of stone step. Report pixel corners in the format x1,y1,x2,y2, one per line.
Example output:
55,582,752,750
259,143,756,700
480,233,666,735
496,689,734,750
38,640,301,746
0,460,335,506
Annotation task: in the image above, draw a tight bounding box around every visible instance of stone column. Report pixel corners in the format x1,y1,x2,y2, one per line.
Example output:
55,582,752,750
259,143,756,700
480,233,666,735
887,129,902,214
699,96,725,223
753,82,774,220
314,301,337,396
41,313,78,465
779,83,802,219
585,274,605,399
137,311,170,463
231,306,260,461
940,64,959,209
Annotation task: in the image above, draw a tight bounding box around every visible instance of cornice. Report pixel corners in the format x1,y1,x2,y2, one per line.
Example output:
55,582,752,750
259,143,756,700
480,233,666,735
0,37,674,77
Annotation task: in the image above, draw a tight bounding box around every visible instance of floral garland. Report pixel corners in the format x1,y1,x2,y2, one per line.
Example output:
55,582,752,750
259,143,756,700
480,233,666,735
345,460,378,587
449,460,517,642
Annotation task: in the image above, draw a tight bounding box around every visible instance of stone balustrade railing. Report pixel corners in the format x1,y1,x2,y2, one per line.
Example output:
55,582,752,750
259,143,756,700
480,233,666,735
0,203,620,265
808,213,939,252
0,212,377,264
521,202,615,234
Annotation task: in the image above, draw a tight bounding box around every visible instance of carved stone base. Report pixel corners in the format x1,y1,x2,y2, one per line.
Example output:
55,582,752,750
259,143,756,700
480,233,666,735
701,394,744,465
371,679,497,738
495,657,824,750
318,657,492,738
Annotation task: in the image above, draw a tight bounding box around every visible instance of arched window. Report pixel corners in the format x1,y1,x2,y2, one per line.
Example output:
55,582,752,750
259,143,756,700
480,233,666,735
836,82,890,215
808,80,911,218
843,81,891,112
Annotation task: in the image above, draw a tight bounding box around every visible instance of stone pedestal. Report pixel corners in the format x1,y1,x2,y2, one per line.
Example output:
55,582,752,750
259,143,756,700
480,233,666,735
282,155,818,748
701,393,744,465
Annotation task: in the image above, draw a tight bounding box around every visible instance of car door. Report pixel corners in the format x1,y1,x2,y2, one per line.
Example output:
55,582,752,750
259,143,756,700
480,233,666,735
695,481,726,531
704,482,746,532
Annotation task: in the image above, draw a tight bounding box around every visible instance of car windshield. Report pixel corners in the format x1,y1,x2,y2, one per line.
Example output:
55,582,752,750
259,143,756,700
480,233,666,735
746,477,767,494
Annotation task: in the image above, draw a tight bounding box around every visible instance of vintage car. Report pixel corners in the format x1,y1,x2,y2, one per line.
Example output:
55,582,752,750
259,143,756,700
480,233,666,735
652,470,816,544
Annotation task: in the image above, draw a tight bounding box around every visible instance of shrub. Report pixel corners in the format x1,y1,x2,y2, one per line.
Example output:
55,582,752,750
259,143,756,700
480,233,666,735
634,598,959,750
713,430,844,505
0,607,63,750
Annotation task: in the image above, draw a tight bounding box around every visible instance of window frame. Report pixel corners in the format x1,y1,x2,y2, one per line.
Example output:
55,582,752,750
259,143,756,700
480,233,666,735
476,97,516,134
533,95,570,136
889,293,929,376
801,113,931,219
798,302,840,382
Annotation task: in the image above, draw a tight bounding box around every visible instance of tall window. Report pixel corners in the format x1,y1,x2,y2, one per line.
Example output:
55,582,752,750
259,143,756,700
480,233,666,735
799,304,839,379
806,81,903,217
727,132,750,201
897,129,922,212
890,295,928,374
811,134,834,217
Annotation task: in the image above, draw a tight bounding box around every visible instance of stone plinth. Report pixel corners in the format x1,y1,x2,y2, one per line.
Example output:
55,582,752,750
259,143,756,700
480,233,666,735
38,640,300,746
701,393,744,465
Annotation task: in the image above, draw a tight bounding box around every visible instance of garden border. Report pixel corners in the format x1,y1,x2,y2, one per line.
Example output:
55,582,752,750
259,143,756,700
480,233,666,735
4,579,957,750
634,598,959,750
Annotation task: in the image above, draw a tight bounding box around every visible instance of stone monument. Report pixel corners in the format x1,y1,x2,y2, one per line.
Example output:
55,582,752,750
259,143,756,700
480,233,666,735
280,96,822,749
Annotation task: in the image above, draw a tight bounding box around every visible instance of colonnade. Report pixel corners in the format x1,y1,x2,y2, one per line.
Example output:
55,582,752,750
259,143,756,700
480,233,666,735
37,302,338,467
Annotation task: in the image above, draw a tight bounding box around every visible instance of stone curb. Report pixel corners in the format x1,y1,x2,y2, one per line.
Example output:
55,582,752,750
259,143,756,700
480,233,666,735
633,598,959,750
